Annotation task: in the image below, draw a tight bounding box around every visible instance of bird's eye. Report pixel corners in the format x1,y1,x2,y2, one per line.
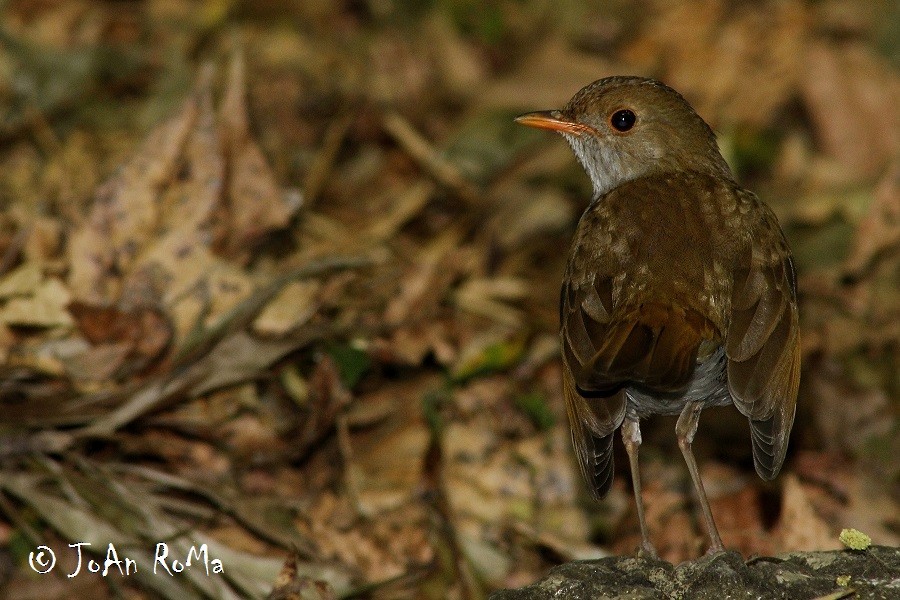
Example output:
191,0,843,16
610,109,636,132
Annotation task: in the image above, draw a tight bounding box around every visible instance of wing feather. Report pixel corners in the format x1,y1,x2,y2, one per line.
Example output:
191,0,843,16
563,369,623,499
726,201,800,480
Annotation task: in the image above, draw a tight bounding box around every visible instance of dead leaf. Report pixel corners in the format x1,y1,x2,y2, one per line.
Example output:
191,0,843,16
623,0,807,126
808,359,893,457
777,474,842,552
68,301,172,368
0,277,73,327
67,74,200,304
218,48,297,261
844,164,900,274
454,276,528,326
801,43,900,180
253,280,321,336
267,555,338,600
67,53,300,346
0,262,43,299
480,39,616,111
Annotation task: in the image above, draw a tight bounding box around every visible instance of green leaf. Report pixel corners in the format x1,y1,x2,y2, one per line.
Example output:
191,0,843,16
451,336,526,383
327,343,371,389
515,391,555,431
422,387,451,435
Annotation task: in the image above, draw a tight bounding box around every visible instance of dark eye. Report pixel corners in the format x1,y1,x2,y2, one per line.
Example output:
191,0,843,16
610,109,636,132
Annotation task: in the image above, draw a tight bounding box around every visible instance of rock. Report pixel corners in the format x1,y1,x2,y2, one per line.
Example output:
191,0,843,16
490,546,900,599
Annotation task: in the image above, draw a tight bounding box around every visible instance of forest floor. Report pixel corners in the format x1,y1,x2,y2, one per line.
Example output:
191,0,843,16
0,1,897,598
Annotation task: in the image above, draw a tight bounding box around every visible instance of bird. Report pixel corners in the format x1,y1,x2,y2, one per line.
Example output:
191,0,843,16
515,76,800,556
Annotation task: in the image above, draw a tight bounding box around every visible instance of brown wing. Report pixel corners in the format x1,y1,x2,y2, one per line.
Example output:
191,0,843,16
563,373,621,500
726,199,800,480
560,273,716,499
562,276,718,397
560,276,624,499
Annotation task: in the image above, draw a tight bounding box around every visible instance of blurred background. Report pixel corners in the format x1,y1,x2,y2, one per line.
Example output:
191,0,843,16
0,0,897,598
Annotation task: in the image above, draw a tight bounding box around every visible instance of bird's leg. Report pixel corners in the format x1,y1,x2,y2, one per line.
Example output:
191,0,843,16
622,417,658,559
675,402,725,553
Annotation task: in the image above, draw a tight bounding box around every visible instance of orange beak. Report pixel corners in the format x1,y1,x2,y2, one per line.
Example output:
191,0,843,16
514,111,593,136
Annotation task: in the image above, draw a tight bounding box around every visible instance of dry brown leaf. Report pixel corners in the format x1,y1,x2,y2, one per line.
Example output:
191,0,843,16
342,374,440,515
0,262,43,298
425,14,489,100
777,474,842,552
218,48,296,262
346,417,431,514
454,276,528,326
384,229,460,327
0,323,14,364
808,360,893,457
491,185,574,250
267,555,338,600
801,43,900,180
299,491,432,583
0,277,73,327
69,301,171,359
61,342,131,383
67,75,200,304
364,180,435,244
22,216,63,263
365,32,432,107
844,164,900,273
623,0,807,126
381,320,457,366
480,39,616,111
67,53,299,346
444,379,601,569
253,280,321,335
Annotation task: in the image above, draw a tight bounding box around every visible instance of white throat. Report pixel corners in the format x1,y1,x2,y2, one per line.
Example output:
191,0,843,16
564,134,641,199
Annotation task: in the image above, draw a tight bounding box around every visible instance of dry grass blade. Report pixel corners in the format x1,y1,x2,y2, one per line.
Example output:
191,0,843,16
219,45,296,260
74,255,370,438
110,464,319,557
171,254,373,370
0,461,329,600
304,112,356,206
75,366,202,438
382,111,481,205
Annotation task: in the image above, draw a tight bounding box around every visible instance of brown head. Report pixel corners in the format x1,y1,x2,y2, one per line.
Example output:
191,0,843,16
516,76,733,198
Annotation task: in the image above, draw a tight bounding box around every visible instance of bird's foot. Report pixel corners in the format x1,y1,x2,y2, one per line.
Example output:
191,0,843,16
705,541,726,556
637,541,659,560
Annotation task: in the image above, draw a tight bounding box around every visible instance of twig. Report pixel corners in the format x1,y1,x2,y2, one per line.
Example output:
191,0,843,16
382,111,481,206
171,254,373,370
0,225,29,276
304,112,355,206
77,254,373,437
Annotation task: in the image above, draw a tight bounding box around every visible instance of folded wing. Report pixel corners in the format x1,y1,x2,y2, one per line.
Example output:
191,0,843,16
726,199,800,480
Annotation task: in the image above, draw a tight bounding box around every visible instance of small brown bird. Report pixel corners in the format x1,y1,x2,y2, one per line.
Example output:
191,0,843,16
516,76,799,556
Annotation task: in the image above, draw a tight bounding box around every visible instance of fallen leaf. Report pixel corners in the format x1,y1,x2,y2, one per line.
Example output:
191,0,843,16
218,48,297,261
0,277,73,327
0,262,43,299
844,164,900,274
800,43,900,180
623,0,807,127
777,474,842,552
253,280,321,336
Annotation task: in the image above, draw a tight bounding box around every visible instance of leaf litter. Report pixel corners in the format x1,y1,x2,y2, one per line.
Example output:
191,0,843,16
0,1,898,598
